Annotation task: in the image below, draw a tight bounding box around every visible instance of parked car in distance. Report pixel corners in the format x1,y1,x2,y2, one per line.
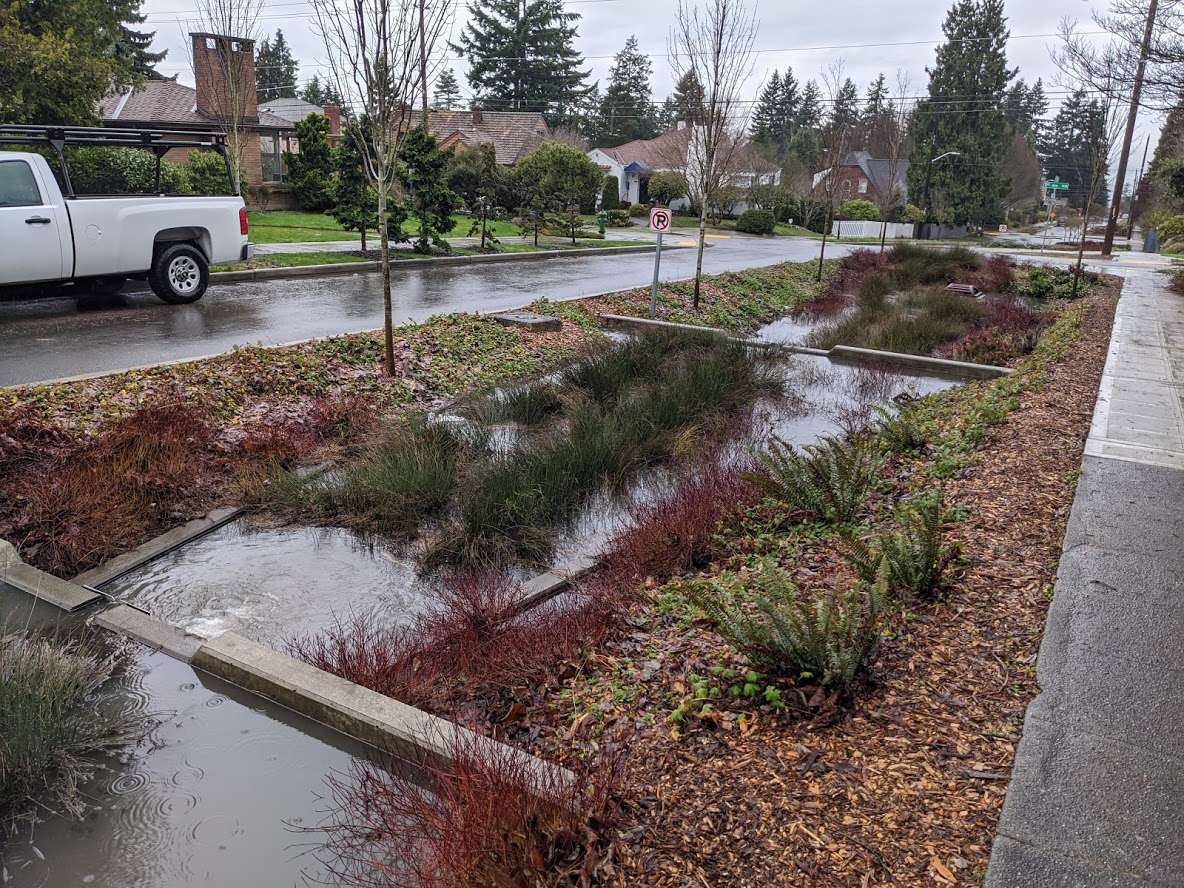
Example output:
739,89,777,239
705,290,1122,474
0,125,253,304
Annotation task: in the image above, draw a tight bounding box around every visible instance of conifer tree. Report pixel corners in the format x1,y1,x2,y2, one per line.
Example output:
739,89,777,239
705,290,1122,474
116,7,168,80
863,73,890,119
797,80,823,130
751,71,784,144
400,127,459,252
256,30,298,102
829,77,861,131
300,75,343,108
450,0,592,126
907,0,1014,226
433,68,462,110
671,71,705,124
1004,78,1048,147
1040,90,1110,209
592,35,656,146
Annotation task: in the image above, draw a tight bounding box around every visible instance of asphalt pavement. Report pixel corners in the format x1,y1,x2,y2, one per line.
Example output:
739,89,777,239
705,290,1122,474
0,234,844,387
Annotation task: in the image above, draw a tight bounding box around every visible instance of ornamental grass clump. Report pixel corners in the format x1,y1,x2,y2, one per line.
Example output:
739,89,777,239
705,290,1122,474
842,494,956,599
747,434,883,523
0,630,142,829
689,568,887,687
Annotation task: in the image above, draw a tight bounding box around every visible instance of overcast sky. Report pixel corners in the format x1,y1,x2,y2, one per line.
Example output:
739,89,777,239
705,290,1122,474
139,0,1163,156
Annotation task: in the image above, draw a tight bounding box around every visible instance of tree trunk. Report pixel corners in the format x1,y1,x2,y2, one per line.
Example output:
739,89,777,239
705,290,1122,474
880,219,888,253
694,201,708,312
817,206,831,283
1072,209,1089,300
378,186,395,376
361,226,368,251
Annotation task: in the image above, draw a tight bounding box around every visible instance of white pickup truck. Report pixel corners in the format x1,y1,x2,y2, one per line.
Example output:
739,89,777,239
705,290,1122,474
0,126,253,304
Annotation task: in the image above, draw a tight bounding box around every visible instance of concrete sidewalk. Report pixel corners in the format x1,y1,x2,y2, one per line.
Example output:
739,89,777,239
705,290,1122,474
986,271,1184,887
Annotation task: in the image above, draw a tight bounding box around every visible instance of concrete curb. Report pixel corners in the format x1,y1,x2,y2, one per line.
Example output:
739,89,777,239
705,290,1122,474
828,345,1012,380
211,244,667,283
191,631,575,787
1,558,102,611
95,604,204,660
72,506,242,588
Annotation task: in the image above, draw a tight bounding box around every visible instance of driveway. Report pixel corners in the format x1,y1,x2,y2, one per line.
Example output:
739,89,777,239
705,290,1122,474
0,235,846,387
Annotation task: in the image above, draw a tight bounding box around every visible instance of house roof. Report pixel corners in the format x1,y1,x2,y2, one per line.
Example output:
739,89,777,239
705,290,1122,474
99,81,293,129
425,110,550,165
842,151,909,196
259,97,325,123
600,127,692,172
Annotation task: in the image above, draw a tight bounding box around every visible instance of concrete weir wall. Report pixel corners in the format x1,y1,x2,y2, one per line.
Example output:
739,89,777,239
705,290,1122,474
1,529,574,790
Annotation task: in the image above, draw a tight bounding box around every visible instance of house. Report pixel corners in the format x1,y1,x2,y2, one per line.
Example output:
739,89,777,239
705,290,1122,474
588,124,779,211
99,33,340,201
817,150,910,205
424,108,550,165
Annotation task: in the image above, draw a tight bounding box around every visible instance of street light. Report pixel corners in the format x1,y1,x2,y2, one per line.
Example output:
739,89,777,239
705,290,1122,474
921,143,961,238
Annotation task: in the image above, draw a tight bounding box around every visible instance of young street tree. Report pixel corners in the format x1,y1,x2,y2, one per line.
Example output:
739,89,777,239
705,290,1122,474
256,30,299,102
592,35,657,147
872,71,913,251
450,0,592,126
433,68,462,110
668,0,759,311
907,0,1015,228
187,0,266,189
312,0,450,376
815,61,858,279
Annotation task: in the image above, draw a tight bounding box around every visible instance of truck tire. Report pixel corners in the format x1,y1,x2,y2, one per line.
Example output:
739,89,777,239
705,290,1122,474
148,243,208,304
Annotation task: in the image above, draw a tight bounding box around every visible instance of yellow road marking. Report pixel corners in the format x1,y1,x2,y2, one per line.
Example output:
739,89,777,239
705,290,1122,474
704,234,731,239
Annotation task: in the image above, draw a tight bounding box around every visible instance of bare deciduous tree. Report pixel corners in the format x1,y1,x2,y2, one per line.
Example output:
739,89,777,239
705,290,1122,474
1053,23,1132,296
311,0,450,375
187,0,265,189
668,0,758,311
814,61,857,282
873,70,913,253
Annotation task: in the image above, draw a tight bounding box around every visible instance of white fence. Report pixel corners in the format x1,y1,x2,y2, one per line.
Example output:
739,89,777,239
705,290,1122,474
830,220,915,239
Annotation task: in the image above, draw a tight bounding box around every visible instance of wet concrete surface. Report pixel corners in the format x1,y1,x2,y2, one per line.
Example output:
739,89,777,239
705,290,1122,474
0,236,847,387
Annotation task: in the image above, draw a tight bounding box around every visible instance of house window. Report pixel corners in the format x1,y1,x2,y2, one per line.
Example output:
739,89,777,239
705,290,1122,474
858,179,868,194
259,134,283,183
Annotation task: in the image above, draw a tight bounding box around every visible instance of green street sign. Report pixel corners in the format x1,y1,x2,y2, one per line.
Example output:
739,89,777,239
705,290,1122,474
1044,181,1070,191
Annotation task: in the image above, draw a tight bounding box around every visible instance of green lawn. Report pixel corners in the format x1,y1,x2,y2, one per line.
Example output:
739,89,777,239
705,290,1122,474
210,251,369,272
247,210,527,244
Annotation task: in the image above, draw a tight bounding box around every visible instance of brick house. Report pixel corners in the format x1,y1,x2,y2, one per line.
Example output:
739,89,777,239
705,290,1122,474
423,108,551,165
821,150,911,206
98,33,340,202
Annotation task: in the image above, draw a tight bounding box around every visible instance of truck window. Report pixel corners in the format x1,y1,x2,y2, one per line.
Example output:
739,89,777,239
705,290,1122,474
0,160,42,207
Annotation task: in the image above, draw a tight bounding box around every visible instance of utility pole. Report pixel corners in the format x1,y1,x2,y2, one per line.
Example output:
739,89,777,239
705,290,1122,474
1102,0,1159,257
1128,133,1151,240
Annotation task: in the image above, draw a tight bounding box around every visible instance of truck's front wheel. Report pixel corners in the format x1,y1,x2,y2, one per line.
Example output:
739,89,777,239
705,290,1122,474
149,243,208,304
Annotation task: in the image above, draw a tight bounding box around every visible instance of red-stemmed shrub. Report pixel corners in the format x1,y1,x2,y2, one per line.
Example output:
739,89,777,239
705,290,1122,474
603,459,758,582
310,734,620,888
937,299,1053,366
961,254,1016,294
802,249,889,319
287,570,618,707
0,405,72,473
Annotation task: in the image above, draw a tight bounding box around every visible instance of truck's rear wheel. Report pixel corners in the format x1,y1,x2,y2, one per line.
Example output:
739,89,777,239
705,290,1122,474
149,243,208,304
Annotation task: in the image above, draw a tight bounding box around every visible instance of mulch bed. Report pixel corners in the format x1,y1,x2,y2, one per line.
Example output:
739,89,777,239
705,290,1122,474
460,280,1119,886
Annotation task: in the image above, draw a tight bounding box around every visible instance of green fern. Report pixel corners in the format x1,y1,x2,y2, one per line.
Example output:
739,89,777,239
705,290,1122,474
842,494,954,598
872,404,926,454
746,434,883,523
689,568,886,687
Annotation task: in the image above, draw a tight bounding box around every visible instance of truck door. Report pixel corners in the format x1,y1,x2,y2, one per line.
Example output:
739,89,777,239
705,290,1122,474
0,158,68,284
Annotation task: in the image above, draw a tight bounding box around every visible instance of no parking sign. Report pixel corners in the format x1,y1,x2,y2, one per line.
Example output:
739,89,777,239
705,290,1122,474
650,208,672,233
648,209,671,318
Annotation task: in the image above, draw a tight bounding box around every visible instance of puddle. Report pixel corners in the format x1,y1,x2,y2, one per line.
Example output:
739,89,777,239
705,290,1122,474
0,648,366,887
100,524,434,644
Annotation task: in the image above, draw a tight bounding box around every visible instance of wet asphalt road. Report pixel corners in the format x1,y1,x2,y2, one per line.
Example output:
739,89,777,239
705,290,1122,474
0,235,849,387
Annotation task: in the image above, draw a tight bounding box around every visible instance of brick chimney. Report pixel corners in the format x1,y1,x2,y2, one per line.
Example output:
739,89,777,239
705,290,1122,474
323,105,341,136
472,106,483,126
191,32,259,124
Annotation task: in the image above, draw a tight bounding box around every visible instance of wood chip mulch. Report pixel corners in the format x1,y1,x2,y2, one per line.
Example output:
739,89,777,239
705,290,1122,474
504,282,1119,887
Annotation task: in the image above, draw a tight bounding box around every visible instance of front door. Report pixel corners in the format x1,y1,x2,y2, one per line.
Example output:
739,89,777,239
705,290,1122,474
0,158,67,284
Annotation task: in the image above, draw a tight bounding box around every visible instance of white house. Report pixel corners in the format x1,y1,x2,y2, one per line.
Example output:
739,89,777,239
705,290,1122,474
588,124,778,213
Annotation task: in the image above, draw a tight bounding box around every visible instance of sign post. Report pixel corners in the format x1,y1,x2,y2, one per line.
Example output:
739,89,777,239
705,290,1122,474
649,208,671,319
1040,179,1069,252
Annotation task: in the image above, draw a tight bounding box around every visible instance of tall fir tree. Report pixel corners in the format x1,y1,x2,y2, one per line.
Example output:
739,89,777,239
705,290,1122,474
863,73,890,119
116,6,168,80
797,80,823,131
656,95,678,131
256,30,298,102
1148,92,1184,211
1004,78,1048,148
592,35,656,146
433,68,462,110
751,71,784,144
829,77,861,131
670,71,705,125
1040,90,1110,210
449,0,592,126
907,0,1014,225
300,75,343,108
